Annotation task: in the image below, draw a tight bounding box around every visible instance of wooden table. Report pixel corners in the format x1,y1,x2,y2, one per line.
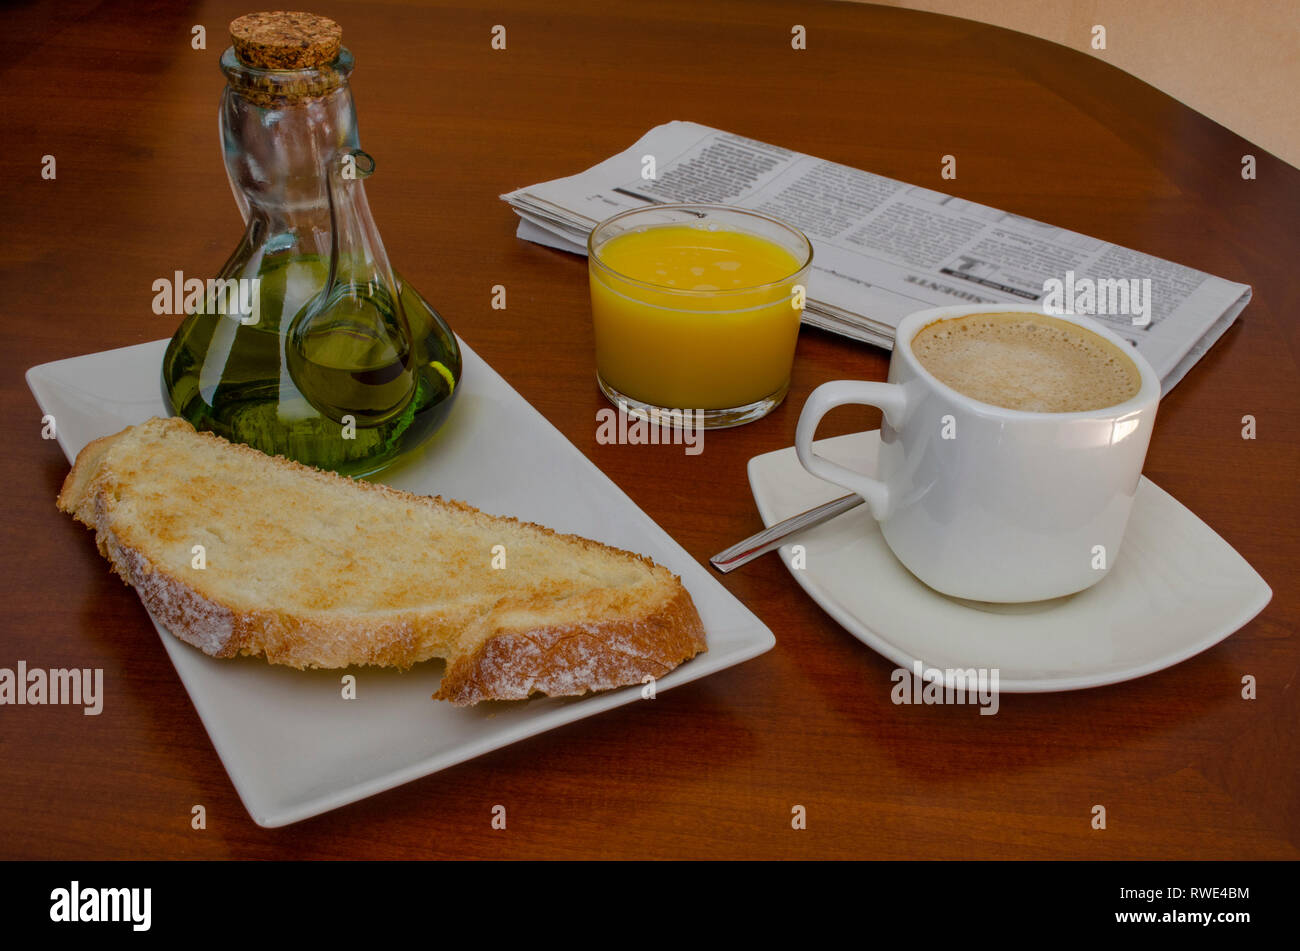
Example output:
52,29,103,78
3,0,1296,860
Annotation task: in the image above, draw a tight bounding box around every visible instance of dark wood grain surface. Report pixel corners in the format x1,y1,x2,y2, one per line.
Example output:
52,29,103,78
2,0,1296,859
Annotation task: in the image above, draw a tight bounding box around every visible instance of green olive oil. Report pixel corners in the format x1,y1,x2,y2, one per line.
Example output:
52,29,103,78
162,254,460,477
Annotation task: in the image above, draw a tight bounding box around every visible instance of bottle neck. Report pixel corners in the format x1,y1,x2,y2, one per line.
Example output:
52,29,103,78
217,45,404,357
219,47,361,231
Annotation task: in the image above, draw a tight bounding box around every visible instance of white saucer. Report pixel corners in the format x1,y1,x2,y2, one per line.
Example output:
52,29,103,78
748,431,1271,692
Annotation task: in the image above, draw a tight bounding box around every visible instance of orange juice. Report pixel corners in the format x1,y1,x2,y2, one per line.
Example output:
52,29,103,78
589,223,807,410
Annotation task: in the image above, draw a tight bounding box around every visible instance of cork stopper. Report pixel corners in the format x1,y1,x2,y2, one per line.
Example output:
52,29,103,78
230,11,342,70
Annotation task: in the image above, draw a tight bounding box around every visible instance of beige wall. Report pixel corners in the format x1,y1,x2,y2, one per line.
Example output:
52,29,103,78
858,0,1299,168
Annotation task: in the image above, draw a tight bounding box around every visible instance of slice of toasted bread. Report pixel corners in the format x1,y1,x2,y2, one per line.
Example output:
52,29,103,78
57,417,706,704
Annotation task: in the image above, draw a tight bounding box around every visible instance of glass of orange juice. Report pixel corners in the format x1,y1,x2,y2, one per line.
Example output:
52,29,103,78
588,204,813,429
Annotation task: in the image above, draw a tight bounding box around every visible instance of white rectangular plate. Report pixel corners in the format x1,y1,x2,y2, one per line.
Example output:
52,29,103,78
28,338,774,827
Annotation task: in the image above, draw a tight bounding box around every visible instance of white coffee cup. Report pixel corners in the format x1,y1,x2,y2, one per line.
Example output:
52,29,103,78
795,304,1160,602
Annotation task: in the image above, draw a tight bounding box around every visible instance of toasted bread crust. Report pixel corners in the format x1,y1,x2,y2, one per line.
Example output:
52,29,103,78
433,586,707,704
57,418,707,704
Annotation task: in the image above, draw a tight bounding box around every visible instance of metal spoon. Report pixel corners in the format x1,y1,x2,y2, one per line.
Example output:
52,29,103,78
709,494,863,573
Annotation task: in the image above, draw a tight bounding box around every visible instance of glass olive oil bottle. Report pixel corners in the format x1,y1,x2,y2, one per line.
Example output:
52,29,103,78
162,14,460,477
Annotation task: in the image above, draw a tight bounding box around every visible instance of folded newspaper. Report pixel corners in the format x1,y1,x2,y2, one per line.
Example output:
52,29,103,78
502,121,1251,392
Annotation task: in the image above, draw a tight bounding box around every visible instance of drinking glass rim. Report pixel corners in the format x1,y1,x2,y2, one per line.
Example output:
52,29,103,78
587,202,814,297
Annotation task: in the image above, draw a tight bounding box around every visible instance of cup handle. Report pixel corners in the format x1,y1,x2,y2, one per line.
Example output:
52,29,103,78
795,380,909,521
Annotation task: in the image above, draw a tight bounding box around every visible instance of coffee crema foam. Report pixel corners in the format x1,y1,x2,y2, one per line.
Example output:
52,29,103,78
910,312,1141,413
